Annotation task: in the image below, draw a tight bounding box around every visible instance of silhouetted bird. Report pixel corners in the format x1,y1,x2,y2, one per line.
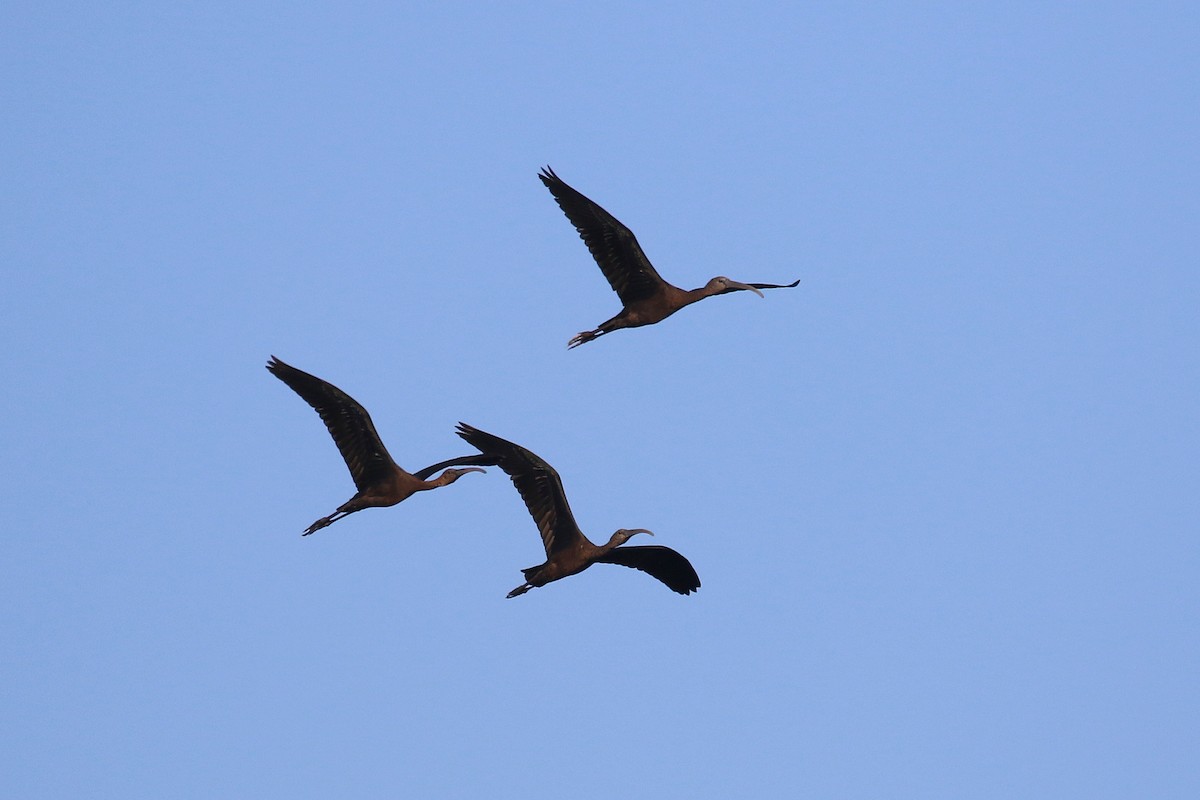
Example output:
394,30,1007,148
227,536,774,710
539,166,799,348
457,422,700,597
267,356,489,534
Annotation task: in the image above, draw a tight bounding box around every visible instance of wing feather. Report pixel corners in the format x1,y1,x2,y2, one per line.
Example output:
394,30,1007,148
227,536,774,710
595,545,701,595
455,422,584,556
267,356,400,491
538,166,669,306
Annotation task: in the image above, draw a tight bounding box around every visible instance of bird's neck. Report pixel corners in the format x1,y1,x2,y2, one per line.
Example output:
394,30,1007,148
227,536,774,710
603,534,631,550
427,471,459,488
684,282,722,304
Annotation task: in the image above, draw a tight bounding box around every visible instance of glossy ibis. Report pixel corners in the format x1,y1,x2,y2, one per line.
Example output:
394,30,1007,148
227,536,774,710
538,166,800,348
456,422,701,597
267,356,489,535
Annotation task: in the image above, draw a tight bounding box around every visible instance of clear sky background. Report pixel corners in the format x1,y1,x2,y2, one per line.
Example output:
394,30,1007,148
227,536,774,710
4,2,1198,797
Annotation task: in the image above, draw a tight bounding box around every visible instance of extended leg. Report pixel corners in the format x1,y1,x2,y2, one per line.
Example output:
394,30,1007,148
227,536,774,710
567,328,604,349
506,583,533,598
303,510,349,535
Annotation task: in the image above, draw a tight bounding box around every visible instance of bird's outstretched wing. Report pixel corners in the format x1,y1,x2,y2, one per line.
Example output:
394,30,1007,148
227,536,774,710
714,278,801,295
538,166,669,306
455,422,584,556
595,545,702,595
267,356,400,491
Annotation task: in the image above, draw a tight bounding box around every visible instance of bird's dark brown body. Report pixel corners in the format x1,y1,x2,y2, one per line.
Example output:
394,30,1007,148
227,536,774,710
317,468,456,524
456,422,701,598
267,356,489,534
538,166,799,348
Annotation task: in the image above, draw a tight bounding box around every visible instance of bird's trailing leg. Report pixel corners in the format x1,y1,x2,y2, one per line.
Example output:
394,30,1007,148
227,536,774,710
303,510,349,535
506,583,533,598
568,313,626,349
567,328,604,349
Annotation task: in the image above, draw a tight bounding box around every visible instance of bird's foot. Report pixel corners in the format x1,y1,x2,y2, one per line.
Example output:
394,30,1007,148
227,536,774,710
567,329,600,349
302,517,332,536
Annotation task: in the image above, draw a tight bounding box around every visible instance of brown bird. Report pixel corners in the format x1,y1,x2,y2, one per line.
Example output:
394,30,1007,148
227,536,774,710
456,422,701,598
539,166,800,348
267,356,489,535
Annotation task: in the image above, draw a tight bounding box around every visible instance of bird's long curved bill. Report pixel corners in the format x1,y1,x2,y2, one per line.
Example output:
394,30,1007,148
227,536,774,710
729,280,765,298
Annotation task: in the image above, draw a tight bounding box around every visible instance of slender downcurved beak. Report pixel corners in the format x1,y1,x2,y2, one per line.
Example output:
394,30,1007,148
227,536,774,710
729,280,765,298
628,528,654,537
448,465,484,479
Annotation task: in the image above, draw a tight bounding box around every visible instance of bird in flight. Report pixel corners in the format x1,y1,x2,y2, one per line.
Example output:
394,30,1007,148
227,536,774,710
456,422,701,597
267,356,490,534
539,166,799,348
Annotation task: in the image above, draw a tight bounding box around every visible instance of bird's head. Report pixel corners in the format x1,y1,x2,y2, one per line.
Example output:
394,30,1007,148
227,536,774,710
708,276,765,298
609,528,654,546
442,467,487,483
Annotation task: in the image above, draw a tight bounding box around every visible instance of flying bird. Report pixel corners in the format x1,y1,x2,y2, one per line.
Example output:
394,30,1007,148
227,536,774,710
267,356,490,535
538,166,800,348
456,422,701,598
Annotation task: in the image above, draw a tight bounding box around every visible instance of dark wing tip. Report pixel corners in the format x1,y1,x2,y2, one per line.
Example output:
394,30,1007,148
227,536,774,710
456,422,515,457
265,356,317,392
537,165,560,187
266,355,299,382
598,546,701,595
673,566,702,595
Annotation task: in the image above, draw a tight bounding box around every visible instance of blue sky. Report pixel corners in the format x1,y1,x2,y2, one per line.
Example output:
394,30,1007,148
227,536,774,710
4,2,1198,797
